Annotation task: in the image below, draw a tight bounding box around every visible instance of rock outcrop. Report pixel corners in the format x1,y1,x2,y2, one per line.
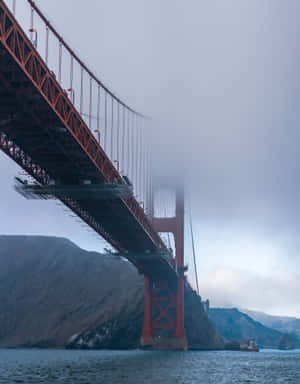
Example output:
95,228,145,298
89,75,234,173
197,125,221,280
241,308,300,339
208,308,284,348
0,235,223,349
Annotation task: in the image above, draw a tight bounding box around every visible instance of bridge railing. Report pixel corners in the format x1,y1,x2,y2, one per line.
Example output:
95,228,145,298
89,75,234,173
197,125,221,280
4,0,152,214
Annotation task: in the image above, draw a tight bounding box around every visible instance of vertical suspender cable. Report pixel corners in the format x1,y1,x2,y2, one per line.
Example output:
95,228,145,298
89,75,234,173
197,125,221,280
117,103,120,163
137,120,140,198
58,41,62,83
30,7,33,40
144,129,147,205
149,152,153,215
148,130,152,213
135,117,138,196
132,115,135,193
164,207,171,249
131,114,134,188
111,97,114,159
158,186,160,217
140,120,143,201
80,67,83,115
89,77,92,129
97,85,100,144
142,125,145,204
70,55,73,94
141,128,144,205
137,118,140,198
127,111,130,178
45,25,49,64
105,91,108,151
122,107,125,172
146,144,149,212
144,140,147,209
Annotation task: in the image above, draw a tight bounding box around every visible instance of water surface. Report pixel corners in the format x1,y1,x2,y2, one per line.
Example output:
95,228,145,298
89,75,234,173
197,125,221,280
0,348,299,383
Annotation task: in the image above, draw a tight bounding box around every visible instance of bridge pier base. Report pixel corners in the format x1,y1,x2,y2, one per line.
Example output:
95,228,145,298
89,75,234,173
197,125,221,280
141,276,187,351
141,277,153,345
141,336,187,351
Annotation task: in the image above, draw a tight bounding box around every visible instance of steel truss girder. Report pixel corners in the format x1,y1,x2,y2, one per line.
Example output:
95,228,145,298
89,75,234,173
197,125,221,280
113,250,177,280
14,178,133,200
0,131,125,251
0,0,167,253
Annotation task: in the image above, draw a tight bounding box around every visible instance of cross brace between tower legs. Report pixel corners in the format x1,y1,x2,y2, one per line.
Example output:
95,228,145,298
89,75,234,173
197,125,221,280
141,186,188,350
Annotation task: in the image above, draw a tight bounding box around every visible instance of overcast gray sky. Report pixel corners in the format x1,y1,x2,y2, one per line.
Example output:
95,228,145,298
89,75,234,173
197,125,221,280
1,0,300,317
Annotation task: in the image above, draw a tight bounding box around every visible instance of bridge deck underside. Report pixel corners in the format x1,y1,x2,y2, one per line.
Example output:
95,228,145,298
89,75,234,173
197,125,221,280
0,35,174,280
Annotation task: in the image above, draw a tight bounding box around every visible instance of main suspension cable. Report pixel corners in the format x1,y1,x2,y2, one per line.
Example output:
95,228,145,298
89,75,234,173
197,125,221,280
188,195,200,295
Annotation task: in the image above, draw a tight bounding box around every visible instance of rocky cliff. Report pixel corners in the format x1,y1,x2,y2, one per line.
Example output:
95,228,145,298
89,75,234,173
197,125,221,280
208,308,284,348
241,309,300,338
0,235,223,349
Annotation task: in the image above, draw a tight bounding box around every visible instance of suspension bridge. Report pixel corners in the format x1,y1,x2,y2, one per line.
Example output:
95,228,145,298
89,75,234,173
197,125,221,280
0,0,200,350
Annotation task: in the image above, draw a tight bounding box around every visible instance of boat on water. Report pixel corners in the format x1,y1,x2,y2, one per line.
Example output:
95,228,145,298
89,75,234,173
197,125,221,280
225,339,259,352
240,339,259,352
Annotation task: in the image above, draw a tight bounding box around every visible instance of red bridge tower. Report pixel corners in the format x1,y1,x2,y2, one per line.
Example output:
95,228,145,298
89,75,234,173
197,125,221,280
141,186,187,350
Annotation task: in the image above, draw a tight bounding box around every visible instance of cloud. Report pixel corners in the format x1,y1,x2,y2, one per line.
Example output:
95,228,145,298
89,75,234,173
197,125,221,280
200,267,300,318
1,0,300,316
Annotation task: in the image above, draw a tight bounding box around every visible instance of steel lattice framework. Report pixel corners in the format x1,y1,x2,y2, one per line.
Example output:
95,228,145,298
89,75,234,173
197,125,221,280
0,0,166,253
0,0,188,350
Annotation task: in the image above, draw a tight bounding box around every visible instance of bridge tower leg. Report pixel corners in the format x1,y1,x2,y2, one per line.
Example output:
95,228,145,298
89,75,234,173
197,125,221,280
141,186,188,350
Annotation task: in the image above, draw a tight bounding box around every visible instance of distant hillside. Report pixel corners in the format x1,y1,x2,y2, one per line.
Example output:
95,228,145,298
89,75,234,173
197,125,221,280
0,235,223,349
241,309,300,338
208,308,283,348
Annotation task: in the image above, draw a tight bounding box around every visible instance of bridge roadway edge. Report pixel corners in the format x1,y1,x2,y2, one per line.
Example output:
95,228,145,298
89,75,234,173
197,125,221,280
0,0,188,350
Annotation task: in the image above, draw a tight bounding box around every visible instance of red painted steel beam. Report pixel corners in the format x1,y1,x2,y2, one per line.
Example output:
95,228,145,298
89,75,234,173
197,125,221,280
0,0,167,253
0,131,125,251
152,217,177,235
